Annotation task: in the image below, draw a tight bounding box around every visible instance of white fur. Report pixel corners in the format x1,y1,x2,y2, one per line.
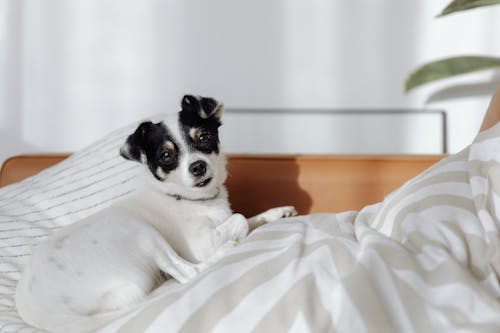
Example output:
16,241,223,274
15,110,297,333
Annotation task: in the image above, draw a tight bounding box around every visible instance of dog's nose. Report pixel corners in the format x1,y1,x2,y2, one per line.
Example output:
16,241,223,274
189,160,207,177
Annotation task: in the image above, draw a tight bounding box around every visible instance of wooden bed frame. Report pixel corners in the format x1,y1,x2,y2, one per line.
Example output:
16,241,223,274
0,154,443,216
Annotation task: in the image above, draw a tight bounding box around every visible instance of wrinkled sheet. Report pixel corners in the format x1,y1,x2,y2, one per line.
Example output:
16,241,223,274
98,124,500,332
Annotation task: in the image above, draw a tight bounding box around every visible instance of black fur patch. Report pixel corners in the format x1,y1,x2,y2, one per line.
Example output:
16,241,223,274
120,121,180,180
179,95,222,154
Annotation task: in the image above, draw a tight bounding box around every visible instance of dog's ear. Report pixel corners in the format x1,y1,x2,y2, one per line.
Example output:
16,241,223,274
119,121,154,162
181,95,223,120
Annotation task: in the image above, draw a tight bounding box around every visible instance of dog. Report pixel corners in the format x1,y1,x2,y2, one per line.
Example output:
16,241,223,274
15,95,297,333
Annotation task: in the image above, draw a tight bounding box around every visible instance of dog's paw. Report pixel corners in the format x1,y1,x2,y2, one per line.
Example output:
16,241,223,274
216,213,249,244
158,257,198,284
256,206,298,223
234,219,249,243
279,206,298,218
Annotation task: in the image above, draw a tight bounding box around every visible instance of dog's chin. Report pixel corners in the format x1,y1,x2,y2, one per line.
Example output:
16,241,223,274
156,176,221,200
190,176,219,194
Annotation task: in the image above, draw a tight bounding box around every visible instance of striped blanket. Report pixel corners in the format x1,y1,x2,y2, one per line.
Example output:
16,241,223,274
2,120,500,332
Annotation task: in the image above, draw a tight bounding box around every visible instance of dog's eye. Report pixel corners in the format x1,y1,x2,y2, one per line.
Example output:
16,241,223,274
160,150,173,162
198,132,212,144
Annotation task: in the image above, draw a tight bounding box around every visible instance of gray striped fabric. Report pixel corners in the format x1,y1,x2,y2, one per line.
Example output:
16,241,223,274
3,121,500,332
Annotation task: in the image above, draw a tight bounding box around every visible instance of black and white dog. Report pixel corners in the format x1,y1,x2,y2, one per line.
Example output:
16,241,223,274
15,95,296,333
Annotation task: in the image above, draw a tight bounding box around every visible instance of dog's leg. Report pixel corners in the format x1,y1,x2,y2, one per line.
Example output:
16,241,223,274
247,206,298,231
153,246,198,284
199,208,296,270
195,214,249,271
216,213,249,244
139,230,199,284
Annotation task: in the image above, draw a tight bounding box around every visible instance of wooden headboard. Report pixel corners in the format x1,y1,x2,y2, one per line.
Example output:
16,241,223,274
0,154,443,216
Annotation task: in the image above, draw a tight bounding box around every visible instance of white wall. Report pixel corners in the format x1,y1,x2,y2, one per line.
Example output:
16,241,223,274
1,0,500,164
220,110,447,154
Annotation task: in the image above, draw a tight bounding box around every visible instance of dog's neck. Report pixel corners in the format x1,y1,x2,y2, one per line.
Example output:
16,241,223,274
164,187,221,202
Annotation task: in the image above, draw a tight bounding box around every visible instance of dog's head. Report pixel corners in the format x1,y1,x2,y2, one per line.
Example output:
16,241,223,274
120,95,226,198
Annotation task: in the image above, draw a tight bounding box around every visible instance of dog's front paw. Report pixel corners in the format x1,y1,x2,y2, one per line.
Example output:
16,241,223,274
278,206,298,219
257,206,298,223
156,256,198,284
247,206,298,231
218,213,249,243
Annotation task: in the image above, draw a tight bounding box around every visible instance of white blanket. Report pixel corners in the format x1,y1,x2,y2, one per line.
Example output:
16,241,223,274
2,121,500,332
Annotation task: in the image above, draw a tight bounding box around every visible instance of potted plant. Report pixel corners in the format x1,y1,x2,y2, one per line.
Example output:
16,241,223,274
405,0,500,92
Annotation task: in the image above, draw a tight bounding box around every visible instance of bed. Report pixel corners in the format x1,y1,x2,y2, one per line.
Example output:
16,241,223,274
2,115,500,332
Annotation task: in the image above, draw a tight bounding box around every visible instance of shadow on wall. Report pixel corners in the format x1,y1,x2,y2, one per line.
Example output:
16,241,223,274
226,156,313,217
226,155,443,216
425,71,500,103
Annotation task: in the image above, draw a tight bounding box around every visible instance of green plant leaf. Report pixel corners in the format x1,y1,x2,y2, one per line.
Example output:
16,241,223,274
405,56,500,92
438,0,500,17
